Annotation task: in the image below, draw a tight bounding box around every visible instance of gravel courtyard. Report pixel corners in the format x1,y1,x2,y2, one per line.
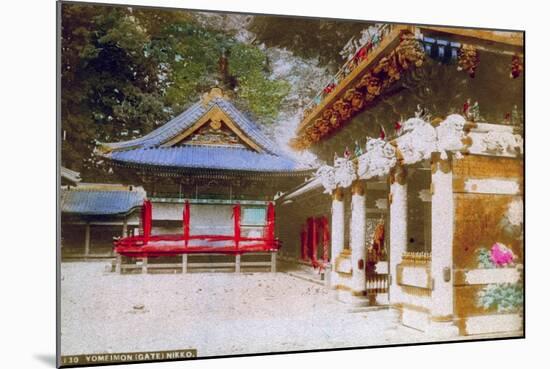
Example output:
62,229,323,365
61,261,459,358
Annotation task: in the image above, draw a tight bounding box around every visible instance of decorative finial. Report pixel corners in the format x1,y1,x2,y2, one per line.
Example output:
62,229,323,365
202,87,225,106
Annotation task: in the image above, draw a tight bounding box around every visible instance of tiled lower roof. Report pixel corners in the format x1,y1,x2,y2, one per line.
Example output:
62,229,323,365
108,146,298,172
61,186,146,215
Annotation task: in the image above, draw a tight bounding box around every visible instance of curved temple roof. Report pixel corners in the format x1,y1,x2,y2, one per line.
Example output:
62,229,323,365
98,88,304,173
61,185,146,216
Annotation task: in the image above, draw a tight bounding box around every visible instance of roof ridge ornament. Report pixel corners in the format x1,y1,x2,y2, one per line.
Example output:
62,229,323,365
202,87,226,107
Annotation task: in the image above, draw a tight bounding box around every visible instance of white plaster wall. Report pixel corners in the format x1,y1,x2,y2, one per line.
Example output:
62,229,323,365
189,205,234,235
400,266,430,288
151,202,184,221
399,290,432,311
152,203,235,235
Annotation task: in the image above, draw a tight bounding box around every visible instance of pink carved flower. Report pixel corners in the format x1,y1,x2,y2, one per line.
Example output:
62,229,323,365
490,242,515,267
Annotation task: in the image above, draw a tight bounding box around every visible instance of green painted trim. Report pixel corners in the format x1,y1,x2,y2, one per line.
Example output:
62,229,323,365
149,197,269,206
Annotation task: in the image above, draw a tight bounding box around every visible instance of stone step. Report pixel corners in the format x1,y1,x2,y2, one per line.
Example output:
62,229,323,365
285,271,325,286
347,305,389,314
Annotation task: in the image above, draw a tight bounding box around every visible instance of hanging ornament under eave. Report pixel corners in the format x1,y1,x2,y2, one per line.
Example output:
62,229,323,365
510,55,523,79
457,44,480,78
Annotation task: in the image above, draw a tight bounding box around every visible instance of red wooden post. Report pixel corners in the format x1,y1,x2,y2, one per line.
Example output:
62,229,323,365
310,217,319,268
265,202,275,250
183,200,190,248
300,224,308,260
233,203,241,250
141,200,152,243
305,217,314,263
321,216,330,263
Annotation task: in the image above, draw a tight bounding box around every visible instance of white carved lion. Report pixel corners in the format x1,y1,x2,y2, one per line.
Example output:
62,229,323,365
436,114,466,160
358,138,397,179
395,117,437,164
315,165,336,194
334,157,357,188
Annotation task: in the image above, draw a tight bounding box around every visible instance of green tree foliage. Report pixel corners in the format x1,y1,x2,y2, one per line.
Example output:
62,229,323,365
61,3,289,179
228,44,290,122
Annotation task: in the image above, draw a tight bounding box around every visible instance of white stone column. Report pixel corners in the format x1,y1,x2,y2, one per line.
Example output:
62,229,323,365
330,187,345,287
350,181,367,294
389,166,407,306
429,157,458,336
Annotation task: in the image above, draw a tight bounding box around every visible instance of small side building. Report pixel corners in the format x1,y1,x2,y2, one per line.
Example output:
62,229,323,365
61,182,146,259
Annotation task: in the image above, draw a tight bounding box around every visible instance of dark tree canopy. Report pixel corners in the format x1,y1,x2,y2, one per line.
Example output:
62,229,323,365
61,3,292,179
250,16,371,70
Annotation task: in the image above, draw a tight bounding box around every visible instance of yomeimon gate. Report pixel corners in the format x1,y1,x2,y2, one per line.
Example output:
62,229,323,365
279,25,523,337
97,88,313,273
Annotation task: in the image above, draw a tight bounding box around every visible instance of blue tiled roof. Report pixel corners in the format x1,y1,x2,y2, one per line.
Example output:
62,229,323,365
61,187,146,215
99,95,305,171
109,146,298,172
101,97,284,156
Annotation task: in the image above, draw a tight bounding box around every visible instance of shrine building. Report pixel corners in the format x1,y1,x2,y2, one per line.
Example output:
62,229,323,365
95,88,314,272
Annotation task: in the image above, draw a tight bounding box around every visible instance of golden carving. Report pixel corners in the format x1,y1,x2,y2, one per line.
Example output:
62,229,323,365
332,187,344,201
351,180,365,196
457,45,480,78
431,117,444,127
209,118,222,131
162,106,263,153
291,29,425,151
392,165,407,185
432,153,452,174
